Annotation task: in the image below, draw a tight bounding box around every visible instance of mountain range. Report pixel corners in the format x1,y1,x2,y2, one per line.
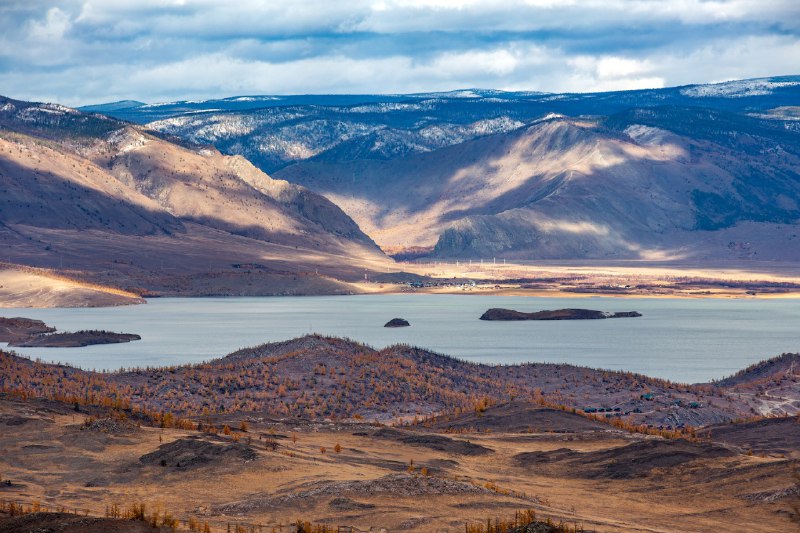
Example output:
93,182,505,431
1,75,799,301
0,95,389,300
81,76,800,261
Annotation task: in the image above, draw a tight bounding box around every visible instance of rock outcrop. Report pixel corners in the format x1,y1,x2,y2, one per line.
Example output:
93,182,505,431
384,318,411,328
0,317,56,343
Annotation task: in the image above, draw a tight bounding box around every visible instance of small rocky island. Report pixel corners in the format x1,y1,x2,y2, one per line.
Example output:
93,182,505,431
384,318,411,328
480,308,642,321
1,317,141,347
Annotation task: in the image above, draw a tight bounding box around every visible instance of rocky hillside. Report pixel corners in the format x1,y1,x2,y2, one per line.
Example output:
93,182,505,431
0,96,389,299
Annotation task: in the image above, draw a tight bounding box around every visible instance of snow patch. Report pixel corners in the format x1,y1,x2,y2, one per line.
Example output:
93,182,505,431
347,102,431,113
140,101,177,109
225,96,280,102
177,109,223,115
624,124,672,143
418,117,524,144
106,128,149,153
681,78,800,98
533,113,565,123
43,103,78,114
16,105,76,121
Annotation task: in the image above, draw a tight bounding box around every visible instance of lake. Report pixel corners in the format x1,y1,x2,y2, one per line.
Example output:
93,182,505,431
2,294,799,383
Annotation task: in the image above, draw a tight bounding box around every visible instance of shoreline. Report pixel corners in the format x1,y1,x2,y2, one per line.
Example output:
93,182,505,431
5,258,800,308
4,283,800,309
352,283,800,300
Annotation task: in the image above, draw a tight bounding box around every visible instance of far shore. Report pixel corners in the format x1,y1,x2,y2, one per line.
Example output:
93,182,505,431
352,282,800,300
4,258,800,308
5,283,800,309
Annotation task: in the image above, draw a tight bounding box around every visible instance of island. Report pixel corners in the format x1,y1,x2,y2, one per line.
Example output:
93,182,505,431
1,316,141,347
479,308,642,321
384,318,411,328
8,330,142,348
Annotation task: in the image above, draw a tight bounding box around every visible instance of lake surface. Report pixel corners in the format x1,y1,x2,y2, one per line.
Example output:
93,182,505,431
2,295,799,383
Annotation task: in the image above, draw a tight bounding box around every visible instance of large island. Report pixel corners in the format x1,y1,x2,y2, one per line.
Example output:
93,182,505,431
1,317,140,347
480,308,642,321
8,330,142,347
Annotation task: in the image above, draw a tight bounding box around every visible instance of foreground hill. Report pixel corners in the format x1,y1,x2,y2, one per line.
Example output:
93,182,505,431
1,365,797,531
2,334,797,427
0,96,390,302
1,332,797,531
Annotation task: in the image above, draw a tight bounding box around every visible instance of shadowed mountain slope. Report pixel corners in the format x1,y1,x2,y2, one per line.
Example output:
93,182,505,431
0,95,388,299
276,110,800,260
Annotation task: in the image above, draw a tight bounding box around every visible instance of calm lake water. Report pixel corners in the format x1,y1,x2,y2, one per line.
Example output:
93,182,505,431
2,295,800,383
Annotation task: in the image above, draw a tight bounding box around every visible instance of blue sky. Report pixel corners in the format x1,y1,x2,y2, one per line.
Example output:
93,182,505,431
1,0,799,106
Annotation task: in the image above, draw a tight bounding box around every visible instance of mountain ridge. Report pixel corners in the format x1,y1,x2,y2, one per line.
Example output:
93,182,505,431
82,75,800,174
80,75,800,122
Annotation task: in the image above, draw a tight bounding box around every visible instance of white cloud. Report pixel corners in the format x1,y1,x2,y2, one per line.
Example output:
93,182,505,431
647,34,800,86
28,7,71,41
0,1,797,104
428,49,519,77
560,55,664,92
595,57,652,80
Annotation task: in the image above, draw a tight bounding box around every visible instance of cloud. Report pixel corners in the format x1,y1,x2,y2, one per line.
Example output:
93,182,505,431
566,55,665,92
27,7,71,41
0,0,797,105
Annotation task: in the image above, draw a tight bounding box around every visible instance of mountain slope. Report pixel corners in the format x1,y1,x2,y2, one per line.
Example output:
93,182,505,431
0,130,183,237
96,126,376,249
275,110,800,259
0,95,389,301
144,107,526,173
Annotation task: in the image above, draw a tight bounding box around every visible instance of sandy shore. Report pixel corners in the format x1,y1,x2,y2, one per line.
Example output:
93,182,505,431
0,266,143,308
356,259,800,299
353,282,800,299
4,257,800,307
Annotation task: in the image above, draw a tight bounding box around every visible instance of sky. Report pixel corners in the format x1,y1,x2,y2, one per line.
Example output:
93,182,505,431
0,0,799,106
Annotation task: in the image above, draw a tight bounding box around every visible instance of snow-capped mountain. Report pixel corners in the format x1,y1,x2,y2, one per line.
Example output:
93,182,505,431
81,76,800,175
